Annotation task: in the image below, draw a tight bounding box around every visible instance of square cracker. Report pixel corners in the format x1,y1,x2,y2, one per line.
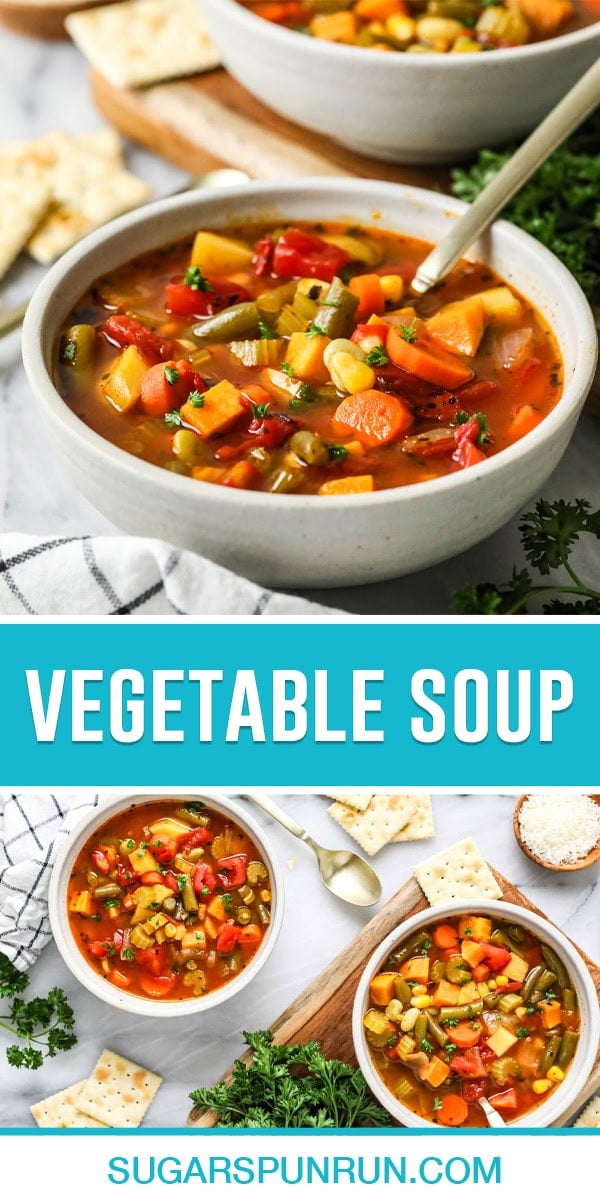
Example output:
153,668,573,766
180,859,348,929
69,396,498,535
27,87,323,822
393,794,435,843
329,793,418,857
0,169,50,280
574,1097,600,1128
76,1049,162,1128
31,1081,107,1129
322,792,374,813
66,0,221,90
28,160,150,265
413,837,502,905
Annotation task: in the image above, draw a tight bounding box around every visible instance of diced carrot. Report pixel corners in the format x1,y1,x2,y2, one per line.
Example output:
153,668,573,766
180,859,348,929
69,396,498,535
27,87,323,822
354,0,407,17
420,1056,452,1090
454,440,487,470
387,325,474,390
369,973,398,1006
110,969,132,990
286,332,331,384
237,924,263,947
333,389,413,448
242,384,271,407
509,0,572,34
473,963,491,982
458,916,492,941
401,957,430,984
181,379,246,439
431,980,461,1007
452,1021,483,1050
310,11,357,40
539,1000,562,1030
349,274,386,321
251,1,305,22
436,1093,469,1126
461,940,487,969
433,923,460,950
319,474,374,496
140,359,197,418
426,297,485,358
509,403,543,440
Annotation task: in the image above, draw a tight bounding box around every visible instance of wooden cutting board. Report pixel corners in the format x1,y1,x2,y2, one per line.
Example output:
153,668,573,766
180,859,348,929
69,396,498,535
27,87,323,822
92,66,600,415
187,866,600,1129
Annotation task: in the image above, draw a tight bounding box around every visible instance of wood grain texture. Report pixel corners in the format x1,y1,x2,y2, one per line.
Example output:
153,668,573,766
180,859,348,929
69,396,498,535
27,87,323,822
91,66,600,413
0,0,108,40
187,867,600,1129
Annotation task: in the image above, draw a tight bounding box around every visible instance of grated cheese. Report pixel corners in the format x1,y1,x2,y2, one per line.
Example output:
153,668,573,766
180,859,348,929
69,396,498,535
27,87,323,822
518,794,600,865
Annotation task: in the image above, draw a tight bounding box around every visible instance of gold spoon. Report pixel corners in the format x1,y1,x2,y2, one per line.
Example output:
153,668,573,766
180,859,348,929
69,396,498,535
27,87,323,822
411,56,600,295
244,791,382,907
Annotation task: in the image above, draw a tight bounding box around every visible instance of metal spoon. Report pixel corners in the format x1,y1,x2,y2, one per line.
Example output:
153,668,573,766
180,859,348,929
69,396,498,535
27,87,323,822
244,791,382,907
411,56,600,295
0,167,251,339
478,1097,506,1128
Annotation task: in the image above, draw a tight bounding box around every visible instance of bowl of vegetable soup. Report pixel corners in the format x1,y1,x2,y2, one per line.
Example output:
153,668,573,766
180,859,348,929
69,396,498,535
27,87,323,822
49,794,284,1016
199,0,600,162
23,178,597,587
353,901,599,1127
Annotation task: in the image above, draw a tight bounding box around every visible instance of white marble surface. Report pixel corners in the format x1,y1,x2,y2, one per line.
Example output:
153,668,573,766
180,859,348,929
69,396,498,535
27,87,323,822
0,26,599,613
0,791,598,1127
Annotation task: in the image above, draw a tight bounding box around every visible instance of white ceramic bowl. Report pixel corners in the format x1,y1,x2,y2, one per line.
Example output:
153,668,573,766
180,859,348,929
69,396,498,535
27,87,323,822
353,899,600,1128
22,179,597,589
199,0,600,163
48,792,284,1018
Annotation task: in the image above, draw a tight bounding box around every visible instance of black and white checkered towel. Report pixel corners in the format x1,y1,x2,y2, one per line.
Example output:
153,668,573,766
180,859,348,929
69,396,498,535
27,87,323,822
0,535,336,616
0,794,104,970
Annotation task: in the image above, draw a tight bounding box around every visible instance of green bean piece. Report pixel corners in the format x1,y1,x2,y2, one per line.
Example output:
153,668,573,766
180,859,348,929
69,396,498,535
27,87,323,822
256,281,297,321
181,877,199,912
483,993,500,1009
497,927,523,955
540,1034,562,1075
490,930,509,948
427,0,479,17
193,302,261,343
268,468,304,494
93,882,122,899
439,1001,484,1022
415,1014,428,1044
557,1030,579,1067
293,291,320,325
289,430,329,467
393,931,432,966
425,1012,449,1048
312,276,359,340
173,804,210,827
521,965,545,1002
257,903,271,926
62,324,96,371
500,923,526,946
394,978,412,1006
536,970,558,994
562,988,577,1012
542,946,569,989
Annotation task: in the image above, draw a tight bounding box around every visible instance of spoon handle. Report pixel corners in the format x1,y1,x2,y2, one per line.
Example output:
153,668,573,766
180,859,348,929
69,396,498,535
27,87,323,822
412,55,600,295
244,791,308,842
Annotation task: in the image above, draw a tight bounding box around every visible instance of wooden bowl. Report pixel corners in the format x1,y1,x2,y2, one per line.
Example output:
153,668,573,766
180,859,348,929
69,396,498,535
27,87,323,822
514,794,600,872
0,0,113,40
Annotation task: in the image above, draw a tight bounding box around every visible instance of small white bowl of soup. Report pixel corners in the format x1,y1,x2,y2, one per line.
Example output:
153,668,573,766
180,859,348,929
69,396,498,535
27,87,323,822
22,178,597,588
49,793,284,1017
199,0,600,163
353,901,599,1128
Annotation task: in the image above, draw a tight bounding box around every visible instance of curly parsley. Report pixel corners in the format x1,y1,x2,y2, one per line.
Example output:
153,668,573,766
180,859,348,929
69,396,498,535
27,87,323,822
0,954,77,1070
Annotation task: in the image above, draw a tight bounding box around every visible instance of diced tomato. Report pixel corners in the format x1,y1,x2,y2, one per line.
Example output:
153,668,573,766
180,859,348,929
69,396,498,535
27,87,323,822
352,322,391,346
489,1088,518,1113
237,924,263,947
453,439,487,470
472,963,491,982
136,946,166,977
165,277,249,318
253,235,274,278
152,837,177,864
192,862,218,895
526,945,543,967
163,870,180,893
478,1040,496,1066
451,1047,488,1079
216,413,296,460
103,314,179,365
140,871,164,885
117,865,135,887
383,1040,400,1061
455,379,498,407
376,364,435,399
480,943,511,972
178,826,213,855
88,940,113,959
139,972,177,998
271,228,350,282
91,849,111,875
462,1079,488,1103
216,854,248,888
216,923,242,954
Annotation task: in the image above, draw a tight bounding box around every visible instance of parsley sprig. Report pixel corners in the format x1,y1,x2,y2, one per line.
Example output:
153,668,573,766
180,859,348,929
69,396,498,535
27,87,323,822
190,1030,391,1128
0,955,77,1070
454,498,600,615
184,266,213,293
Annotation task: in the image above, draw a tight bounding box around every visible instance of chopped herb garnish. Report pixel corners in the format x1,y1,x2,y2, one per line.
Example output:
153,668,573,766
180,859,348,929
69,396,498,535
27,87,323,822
440,1017,459,1027
327,444,349,462
444,1042,457,1056
103,899,120,909
280,362,295,379
178,875,188,892
517,1027,529,1039
258,318,278,340
251,402,270,420
398,318,418,344
184,265,213,292
307,323,328,339
61,339,77,364
433,1096,443,1113
164,366,179,386
164,410,183,428
366,345,389,366
420,1037,434,1055
187,390,205,408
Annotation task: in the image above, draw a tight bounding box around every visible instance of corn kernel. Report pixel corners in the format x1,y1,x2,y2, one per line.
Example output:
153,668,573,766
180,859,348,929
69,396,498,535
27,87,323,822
487,980,497,991
412,995,432,1010
380,274,405,304
515,1006,527,1019
385,14,416,42
329,351,376,395
164,923,177,938
495,975,509,987
547,1066,565,1083
412,984,427,996
532,1079,553,1095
